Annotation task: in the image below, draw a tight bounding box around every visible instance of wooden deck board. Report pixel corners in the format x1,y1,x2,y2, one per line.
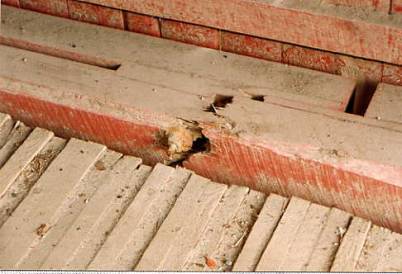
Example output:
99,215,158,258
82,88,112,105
0,136,66,227
0,128,53,198
0,113,14,150
0,122,32,169
18,150,122,269
330,217,371,271
88,164,191,270
135,175,227,271
233,194,288,271
41,156,148,270
0,138,105,269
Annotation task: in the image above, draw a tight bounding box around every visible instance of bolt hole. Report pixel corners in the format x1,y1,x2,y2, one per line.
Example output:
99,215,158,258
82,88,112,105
251,95,265,102
204,94,234,113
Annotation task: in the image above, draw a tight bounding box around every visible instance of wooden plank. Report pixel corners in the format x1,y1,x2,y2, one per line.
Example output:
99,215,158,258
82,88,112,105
0,127,53,197
40,157,149,270
285,204,331,270
0,138,105,269
0,112,13,149
257,200,333,271
306,208,351,271
202,190,266,271
1,6,356,112
17,149,122,269
0,121,32,168
135,175,227,271
330,217,371,271
183,185,250,271
233,194,288,271
0,136,66,228
256,197,311,271
355,225,394,271
379,232,402,272
185,187,266,271
365,83,402,124
378,232,402,272
88,164,191,270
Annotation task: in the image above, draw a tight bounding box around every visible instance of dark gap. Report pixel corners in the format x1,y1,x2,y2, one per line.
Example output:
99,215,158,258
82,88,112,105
122,11,129,31
345,89,356,114
213,94,233,108
346,78,379,116
251,95,265,102
204,94,234,113
0,38,122,71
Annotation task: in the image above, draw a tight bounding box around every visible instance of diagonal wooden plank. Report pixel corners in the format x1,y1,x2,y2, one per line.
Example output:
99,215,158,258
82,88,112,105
285,203,331,270
183,185,250,271
256,197,311,271
0,138,106,269
376,232,402,272
0,113,13,149
40,156,149,270
16,149,122,269
0,127,53,198
306,208,351,271
232,194,288,271
0,136,66,228
89,164,191,270
135,175,227,271
199,189,266,271
330,217,371,271
0,121,32,169
355,225,394,271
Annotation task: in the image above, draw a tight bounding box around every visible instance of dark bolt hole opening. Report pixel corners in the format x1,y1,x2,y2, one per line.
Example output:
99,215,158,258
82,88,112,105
204,94,234,113
251,95,265,102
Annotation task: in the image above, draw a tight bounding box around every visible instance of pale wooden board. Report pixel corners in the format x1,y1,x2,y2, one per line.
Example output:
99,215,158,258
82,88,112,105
284,203,331,270
256,197,311,271
330,217,371,271
0,112,13,149
0,121,32,168
0,138,105,269
356,225,394,271
135,175,227,271
88,164,191,270
17,150,122,269
200,189,266,271
40,156,149,270
233,194,288,271
0,136,66,228
183,185,250,271
0,127,53,198
257,200,333,271
1,6,356,111
365,83,402,124
376,232,402,272
306,208,351,271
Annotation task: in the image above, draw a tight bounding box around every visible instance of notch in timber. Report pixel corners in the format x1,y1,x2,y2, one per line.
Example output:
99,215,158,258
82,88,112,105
0,36,121,70
205,94,234,113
